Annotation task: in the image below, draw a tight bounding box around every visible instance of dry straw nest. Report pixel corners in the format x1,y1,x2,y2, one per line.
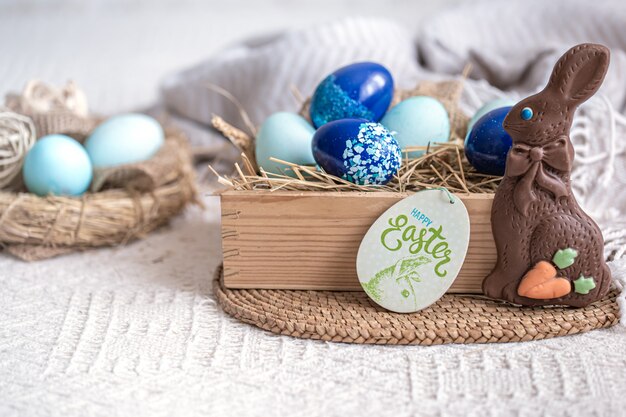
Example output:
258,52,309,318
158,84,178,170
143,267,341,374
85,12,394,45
0,112,198,261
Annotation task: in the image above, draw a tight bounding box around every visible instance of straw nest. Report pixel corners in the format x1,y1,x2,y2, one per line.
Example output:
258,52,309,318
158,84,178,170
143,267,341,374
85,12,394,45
0,114,198,261
210,79,502,194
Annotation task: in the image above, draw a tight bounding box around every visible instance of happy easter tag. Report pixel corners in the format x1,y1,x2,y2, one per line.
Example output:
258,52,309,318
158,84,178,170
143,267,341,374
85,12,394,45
356,189,470,313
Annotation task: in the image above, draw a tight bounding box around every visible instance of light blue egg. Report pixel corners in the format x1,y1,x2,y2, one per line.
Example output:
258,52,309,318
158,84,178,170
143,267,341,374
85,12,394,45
255,112,316,176
85,113,164,168
381,96,450,157
23,134,93,196
467,98,516,133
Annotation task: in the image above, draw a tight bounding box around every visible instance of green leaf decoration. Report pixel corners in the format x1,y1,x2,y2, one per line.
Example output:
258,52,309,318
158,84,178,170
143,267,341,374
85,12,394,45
573,274,596,295
552,248,578,270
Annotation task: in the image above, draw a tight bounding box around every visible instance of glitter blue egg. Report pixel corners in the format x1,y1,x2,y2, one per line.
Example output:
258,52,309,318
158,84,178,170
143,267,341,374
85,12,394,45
464,106,513,176
312,119,401,185
309,62,394,128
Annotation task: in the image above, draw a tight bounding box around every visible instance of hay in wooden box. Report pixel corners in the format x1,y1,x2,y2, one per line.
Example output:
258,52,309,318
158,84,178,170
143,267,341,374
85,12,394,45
211,79,502,194
209,79,502,293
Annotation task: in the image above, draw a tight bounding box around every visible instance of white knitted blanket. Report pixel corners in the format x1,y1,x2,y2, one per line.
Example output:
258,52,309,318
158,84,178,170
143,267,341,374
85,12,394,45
3,1,626,416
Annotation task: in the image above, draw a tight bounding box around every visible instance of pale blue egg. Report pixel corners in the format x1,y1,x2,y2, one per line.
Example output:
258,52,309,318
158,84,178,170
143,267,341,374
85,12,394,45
85,113,164,168
381,96,450,157
255,112,316,176
23,134,93,196
467,98,516,133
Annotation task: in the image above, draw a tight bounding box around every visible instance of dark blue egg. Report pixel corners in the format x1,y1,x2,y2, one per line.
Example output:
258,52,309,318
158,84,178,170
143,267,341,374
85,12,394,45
464,106,513,176
309,62,394,128
312,119,401,185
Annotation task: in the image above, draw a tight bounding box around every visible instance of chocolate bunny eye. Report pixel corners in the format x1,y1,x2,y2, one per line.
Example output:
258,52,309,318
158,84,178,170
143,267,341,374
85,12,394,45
520,107,534,120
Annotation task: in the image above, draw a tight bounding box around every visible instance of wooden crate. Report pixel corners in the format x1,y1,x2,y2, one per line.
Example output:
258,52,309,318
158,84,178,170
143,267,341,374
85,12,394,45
220,191,495,293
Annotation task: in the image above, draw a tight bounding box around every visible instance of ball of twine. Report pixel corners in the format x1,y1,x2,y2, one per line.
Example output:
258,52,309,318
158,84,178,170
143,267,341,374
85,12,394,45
0,110,36,189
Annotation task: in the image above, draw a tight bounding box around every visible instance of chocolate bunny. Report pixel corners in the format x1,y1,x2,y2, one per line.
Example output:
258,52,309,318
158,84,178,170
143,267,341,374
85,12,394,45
482,43,612,307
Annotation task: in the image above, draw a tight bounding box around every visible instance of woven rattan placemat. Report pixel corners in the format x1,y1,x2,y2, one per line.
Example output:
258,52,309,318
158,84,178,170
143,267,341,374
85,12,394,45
214,265,620,345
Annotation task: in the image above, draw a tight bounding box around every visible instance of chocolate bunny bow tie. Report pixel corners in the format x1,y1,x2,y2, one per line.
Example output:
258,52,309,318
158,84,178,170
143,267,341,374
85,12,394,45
506,136,573,215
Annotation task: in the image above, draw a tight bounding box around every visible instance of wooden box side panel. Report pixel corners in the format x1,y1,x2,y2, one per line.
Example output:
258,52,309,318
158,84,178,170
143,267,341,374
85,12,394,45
221,191,495,293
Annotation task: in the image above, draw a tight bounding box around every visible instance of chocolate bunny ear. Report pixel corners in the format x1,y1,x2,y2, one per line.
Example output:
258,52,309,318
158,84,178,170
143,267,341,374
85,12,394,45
547,43,610,105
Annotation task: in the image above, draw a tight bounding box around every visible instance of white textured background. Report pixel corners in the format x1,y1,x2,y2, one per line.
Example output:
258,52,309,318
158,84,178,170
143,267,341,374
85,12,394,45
2,1,626,416
0,0,462,113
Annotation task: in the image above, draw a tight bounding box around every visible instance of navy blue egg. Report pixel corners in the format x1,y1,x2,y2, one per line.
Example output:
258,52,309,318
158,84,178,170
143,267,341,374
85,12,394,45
464,106,513,176
312,118,401,185
309,62,394,128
